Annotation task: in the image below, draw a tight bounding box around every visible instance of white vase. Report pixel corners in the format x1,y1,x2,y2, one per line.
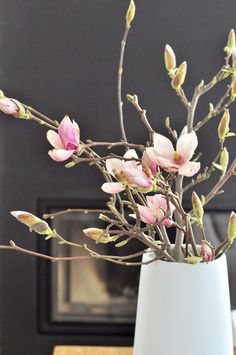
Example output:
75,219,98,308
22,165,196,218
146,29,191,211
133,252,233,355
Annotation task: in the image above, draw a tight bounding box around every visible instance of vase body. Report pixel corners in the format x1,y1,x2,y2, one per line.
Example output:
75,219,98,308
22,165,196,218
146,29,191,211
133,253,233,355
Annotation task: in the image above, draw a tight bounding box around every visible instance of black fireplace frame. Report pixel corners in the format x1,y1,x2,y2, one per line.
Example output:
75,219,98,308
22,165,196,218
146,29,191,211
37,197,136,346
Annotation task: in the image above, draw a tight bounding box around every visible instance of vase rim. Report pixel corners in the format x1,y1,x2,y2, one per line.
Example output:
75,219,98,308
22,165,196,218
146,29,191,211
143,248,226,266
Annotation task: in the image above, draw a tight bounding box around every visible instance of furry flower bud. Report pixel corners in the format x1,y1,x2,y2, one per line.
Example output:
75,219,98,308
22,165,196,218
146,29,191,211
220,147,229,176
126,0,136,26
218,110,230,142
192,191,204,225
224,29,236,56
232,48,236,70
171,61,187,90
11,211,53,236
83,228,117,244
228,212,236,243
231,77,236,97
164,45,176,73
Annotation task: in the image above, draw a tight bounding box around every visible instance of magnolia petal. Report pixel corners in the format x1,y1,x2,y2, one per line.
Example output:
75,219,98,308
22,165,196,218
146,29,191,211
162,218,172,227
0,98,19,116
153,133,175,159
142,150,157,174
106,158,125,177
156,156,179,172
123,149,139,160
138,206,156,224
176,131,198,162
124,168,152,188
178,161,200,177
180,125,188,136
123,149,140,170
101,182,125,194
48,149,74,162
146,195,156,209
58,115,79,150
46,130,64,149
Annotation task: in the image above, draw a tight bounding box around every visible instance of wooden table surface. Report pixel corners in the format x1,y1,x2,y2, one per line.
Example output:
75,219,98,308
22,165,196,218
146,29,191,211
53,346,236,355
53,347,133,355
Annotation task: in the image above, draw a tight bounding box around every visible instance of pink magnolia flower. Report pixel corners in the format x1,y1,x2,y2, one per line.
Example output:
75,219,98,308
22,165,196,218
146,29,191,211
102,149,153,194
0,98,19,118
137,194,175,226
143,131,200,177
200,241,215,262
47,115,80,162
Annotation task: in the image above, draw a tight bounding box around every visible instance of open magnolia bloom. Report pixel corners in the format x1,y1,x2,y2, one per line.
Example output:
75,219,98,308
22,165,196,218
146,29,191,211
47,115,80,162
136,194,175,226
143,131,200,177
102,149,153,194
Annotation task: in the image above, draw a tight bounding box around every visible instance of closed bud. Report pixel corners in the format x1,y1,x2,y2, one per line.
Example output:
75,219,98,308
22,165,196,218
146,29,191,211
165,116,170,129
209,103,214,114
232,48,236,70
184,256,203,264
200,241,215,262
192,191,204,225
126,0,136,26
218,110,230,142
83,227,117,244
220,147,229,176
228,211,236,243
126,94,134,102
10,211,53,236
231,77,236,97
224,29,236,55
171,61,187,90
164,44,176,73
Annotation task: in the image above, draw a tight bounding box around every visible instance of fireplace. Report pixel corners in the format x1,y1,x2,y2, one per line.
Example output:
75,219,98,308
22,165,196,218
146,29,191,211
37,199,236,345
37,198,142,345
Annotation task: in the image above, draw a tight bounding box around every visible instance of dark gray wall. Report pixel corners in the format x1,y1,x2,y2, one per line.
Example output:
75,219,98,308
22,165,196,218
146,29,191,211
0,0,236,354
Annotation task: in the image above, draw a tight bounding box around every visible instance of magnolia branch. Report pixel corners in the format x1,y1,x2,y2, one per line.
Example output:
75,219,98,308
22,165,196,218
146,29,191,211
205,156,236,205
0,241,154,266
127,94,155,144
118,24,130,143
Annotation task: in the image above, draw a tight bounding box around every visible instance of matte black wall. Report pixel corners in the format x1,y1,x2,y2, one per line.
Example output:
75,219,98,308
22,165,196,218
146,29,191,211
1,0,236,354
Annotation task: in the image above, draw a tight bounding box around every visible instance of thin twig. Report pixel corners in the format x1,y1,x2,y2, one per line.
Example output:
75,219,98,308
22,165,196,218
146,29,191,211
118,25,130,143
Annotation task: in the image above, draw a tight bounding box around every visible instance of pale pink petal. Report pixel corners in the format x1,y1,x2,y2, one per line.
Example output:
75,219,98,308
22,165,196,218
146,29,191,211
142,150,157,174
123,149,140,170
101,182,125,194
153,133,175,159
138,206,156,224
0,98,19,116
156,156,179,172
153,194,168,210
124,168,152,188
58,115,79,150
162,218,172,227
123,149,139,160
46,130,64,149
176,131,198,162
48,149,74,162
145,147,159,164
106,158,125,177
178,161,200,177
146,195,155,209
180,125,188,136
